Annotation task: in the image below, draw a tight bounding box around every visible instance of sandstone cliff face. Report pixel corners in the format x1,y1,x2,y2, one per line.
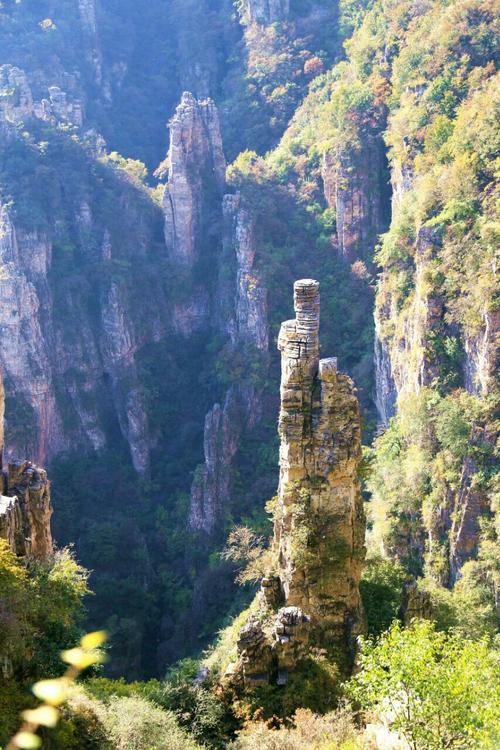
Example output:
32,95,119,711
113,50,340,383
242,0,290,25
274,280,365,627
0,165,168,474
374,148,498,583
0,461,53,559
163,92,226,268
322,138,388,265
376,225,444,403
189,193,268,533
229,280,365,686
464,308,500,397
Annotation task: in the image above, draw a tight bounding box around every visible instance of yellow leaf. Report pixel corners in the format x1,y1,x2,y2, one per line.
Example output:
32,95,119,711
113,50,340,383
32,679,68,705
12,732,41,749
61,647,85,665
80,630,107,650
22,705,59,728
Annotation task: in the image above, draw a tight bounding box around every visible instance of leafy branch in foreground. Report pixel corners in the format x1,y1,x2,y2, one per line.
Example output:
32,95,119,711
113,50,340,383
6,631,107,750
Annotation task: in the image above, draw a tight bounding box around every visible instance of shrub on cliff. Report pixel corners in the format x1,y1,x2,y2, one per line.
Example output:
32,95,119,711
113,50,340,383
348,620,500,750
94,695,203,750
359,555,407,636
228,705,360,750
0,542,90,744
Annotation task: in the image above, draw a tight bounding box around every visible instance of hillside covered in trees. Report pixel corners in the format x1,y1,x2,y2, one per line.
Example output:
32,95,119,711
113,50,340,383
0,0,498,748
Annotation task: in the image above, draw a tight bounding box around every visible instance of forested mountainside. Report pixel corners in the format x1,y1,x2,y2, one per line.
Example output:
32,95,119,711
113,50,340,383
0,0,498,748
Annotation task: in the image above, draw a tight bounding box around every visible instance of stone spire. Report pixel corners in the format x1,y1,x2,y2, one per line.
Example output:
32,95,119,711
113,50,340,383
228,280,366,686
275,279,365,632
163,92,226,267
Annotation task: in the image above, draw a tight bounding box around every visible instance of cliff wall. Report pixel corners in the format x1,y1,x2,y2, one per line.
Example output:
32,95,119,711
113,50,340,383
369,1,498,583
189,194,268,533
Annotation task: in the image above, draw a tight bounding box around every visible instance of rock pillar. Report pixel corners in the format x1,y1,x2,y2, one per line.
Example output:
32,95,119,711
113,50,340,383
231,280,366,686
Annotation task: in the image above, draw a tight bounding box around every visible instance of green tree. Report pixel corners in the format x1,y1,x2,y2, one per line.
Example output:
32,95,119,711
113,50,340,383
349,620,500,750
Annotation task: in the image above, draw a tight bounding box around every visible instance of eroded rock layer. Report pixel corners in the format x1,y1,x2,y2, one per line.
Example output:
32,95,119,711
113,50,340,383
229,280,366,686
0,374,53,559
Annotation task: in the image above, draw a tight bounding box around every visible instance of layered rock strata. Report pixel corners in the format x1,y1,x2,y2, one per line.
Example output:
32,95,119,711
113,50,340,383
229,280,366,686
189,193,268,533
0,375,53,559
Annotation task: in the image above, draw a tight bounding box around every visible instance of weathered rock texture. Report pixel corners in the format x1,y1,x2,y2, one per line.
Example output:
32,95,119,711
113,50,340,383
0,65,84,128
376,226,444,403
163,92,226,268
0,167,168,474
374,149,498,583
274,280,365,625
242,0,290,25
0,374,53,559
448,421,496,585
399,581,433,625
189,193,268,533
322,139,388,265
229,280,366,686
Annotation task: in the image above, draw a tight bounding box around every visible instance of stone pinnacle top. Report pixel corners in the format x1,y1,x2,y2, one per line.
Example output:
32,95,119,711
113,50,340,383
293,279,320,342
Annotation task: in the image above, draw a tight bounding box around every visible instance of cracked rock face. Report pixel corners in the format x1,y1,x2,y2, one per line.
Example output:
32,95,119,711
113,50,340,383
0,374,53,560
0,65,84,128
189,193,268,534
242,0,290,25
230,280,366,686
163,92,226,268
275,280,366,633
322,140,388,265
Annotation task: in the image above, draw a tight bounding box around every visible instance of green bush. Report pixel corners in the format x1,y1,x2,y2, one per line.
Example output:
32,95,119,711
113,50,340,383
360,555,407,636
349,620,500,750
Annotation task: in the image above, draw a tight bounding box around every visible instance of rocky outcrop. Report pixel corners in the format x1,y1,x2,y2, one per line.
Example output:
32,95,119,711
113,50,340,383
189,193,268,533
322,139,388,264
0,65,83,128
274,280,365,632
219,194,268,351
228,280,366,686
0,461,53,559
464,308,500,396
399,580,432,624
374,319,397,429
78,0,105,90
449,421,496,585
163,92,226,267
375,225,444,404
241,0,290,25
0,374,53,560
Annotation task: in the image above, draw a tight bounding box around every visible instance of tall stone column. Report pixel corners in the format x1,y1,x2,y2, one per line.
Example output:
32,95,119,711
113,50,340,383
275,279,365,639
230,280,366,686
